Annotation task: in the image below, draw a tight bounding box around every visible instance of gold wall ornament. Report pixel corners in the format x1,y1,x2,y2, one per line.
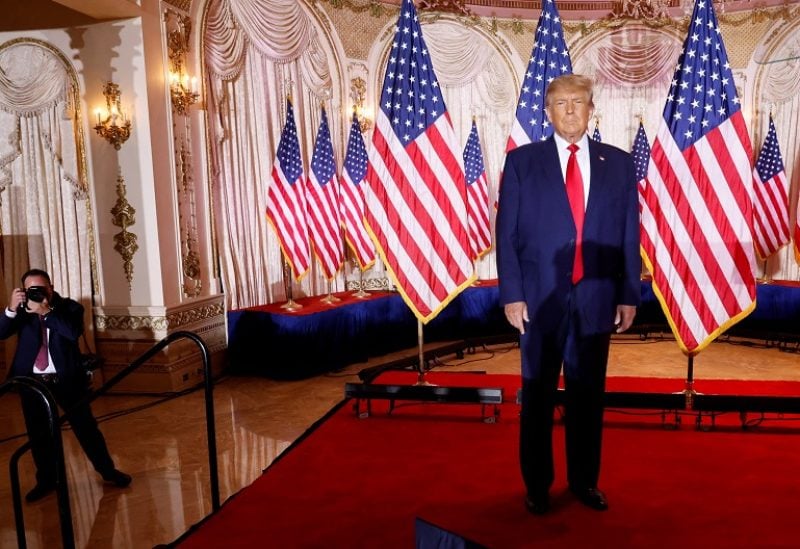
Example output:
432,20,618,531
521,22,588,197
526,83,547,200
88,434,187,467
94,82,132,150
177,140,202,297
167,13,200,115
610,0,671,22
350,76,373,132
418,0,472,16
110,172,139,288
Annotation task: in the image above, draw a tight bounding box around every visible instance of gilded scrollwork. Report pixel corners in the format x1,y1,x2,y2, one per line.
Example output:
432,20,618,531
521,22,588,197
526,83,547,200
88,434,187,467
178,140,202,297
319,0,797,39
110,172,139,288
345,276,391,292
94,302,225,333
163,0,191,11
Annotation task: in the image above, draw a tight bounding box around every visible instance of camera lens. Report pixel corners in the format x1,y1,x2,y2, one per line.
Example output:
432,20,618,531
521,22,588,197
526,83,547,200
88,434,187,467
25,286,47,303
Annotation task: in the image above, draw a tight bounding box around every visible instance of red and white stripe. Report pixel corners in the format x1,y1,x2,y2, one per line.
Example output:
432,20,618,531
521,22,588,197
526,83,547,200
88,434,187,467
505,119,531,152
467,170,492,259
752,169,790,260
266,167,310,278
340,171,376,270
305,173,343,280
364,112,475,322
640,113,757,354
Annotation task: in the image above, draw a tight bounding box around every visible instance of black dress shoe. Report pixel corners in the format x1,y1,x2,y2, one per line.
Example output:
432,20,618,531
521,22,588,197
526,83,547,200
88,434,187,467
571,487,608,511
25,483,55,503
524,493,550,515
101,469,132,488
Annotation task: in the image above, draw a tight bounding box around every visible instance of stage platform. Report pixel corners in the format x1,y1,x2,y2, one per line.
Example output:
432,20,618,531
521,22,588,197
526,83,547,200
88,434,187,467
227,280,800,379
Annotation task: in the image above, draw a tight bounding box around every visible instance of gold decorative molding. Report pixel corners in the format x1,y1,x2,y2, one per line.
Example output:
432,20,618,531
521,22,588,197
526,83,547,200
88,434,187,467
345,277,392,292
419,0,473,15
325,0,395,17
95,314,169,332
320,0,798,38
177,139,202,297
94,300,225,333
110,171,139,288
166,7,203,298
166,302,225,328
610,0,670,22
166,12,200,115
163,0,191,11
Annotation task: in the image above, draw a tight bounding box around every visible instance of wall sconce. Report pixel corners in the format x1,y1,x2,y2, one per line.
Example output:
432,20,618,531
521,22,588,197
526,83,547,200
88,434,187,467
169,69,199,115
167,14,200,116
350,77,372,133
94,82,132,150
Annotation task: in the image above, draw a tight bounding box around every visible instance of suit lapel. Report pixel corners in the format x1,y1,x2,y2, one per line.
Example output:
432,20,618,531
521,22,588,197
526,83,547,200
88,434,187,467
587,139,606,211
542,137,563,187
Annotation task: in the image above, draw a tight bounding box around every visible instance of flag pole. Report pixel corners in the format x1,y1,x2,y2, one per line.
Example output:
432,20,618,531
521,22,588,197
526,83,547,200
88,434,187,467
280,258,302,312
683,355,696,410
344,226,369,298
415,320,434,386
759,258,771,283
321,280,340,305
353,264,369,298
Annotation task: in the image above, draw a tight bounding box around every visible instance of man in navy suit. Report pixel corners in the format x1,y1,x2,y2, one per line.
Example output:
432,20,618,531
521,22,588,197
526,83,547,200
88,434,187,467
496,74,640,514
0,268,131,502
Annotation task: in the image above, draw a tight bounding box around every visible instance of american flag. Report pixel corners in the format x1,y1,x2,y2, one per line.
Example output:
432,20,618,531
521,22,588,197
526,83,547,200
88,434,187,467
639,0,757,355
592,122,602,142
752,115,790,259
306,107,344,280
631,120,651,209
340,112,376,270
266,99,310,279
363,0,474,323
463,120,492,260
505,0,572,151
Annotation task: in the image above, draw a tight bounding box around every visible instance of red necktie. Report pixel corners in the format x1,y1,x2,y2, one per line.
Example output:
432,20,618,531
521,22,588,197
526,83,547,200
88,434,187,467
34,316,49,372
565,143,584,284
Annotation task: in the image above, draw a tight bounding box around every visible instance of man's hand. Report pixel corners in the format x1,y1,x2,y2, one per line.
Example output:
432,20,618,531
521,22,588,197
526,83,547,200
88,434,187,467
614,305,636,333
8,288,25,312
504,301,529,335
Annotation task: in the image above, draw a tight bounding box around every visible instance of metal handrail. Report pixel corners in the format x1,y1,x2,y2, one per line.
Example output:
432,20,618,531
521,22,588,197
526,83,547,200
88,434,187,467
0,376,74,549
3,329,218,549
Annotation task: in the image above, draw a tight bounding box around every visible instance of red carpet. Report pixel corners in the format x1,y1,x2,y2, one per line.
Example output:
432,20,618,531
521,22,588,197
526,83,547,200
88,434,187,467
175,373,800,548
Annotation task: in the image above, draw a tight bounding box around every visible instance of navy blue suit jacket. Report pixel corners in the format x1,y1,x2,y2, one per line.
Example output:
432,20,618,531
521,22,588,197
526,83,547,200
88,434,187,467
0,292,86,388
496,136,641,339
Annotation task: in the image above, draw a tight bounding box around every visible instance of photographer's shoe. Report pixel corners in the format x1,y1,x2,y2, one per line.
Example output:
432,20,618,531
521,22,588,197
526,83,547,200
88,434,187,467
25,483,55,503
101,469,132,488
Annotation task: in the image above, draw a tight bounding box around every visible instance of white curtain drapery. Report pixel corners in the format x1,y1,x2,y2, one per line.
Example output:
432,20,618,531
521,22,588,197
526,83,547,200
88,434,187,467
0,41,92,316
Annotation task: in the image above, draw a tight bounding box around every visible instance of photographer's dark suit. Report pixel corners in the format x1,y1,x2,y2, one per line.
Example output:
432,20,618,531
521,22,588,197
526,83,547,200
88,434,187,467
0,291,116,489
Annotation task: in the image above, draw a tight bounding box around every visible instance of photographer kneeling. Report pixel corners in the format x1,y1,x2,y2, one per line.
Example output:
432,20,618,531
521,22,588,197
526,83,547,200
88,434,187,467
0,268,130,502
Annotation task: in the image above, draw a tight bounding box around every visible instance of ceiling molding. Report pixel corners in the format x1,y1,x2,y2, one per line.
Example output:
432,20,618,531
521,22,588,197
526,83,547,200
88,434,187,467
53,0,142,20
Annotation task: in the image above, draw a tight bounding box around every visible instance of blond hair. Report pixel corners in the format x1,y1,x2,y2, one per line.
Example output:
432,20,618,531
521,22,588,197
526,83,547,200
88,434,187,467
545,74,594,108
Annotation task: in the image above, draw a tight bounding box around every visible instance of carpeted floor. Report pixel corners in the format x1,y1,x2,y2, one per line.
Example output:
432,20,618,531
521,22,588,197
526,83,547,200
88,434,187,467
173,372,800,549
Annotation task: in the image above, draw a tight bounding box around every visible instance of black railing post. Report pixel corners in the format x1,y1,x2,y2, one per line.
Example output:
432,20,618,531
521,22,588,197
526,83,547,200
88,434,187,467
1,376,75,549
81,330,219,510
2,330,218,548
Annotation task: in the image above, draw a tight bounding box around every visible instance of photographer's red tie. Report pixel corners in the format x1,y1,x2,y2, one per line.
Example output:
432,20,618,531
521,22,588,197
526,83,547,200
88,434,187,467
566,143,584,284
34,316,48,372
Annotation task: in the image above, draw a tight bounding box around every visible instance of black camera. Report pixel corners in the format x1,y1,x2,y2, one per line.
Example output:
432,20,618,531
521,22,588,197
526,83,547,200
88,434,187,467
25,286,48,304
